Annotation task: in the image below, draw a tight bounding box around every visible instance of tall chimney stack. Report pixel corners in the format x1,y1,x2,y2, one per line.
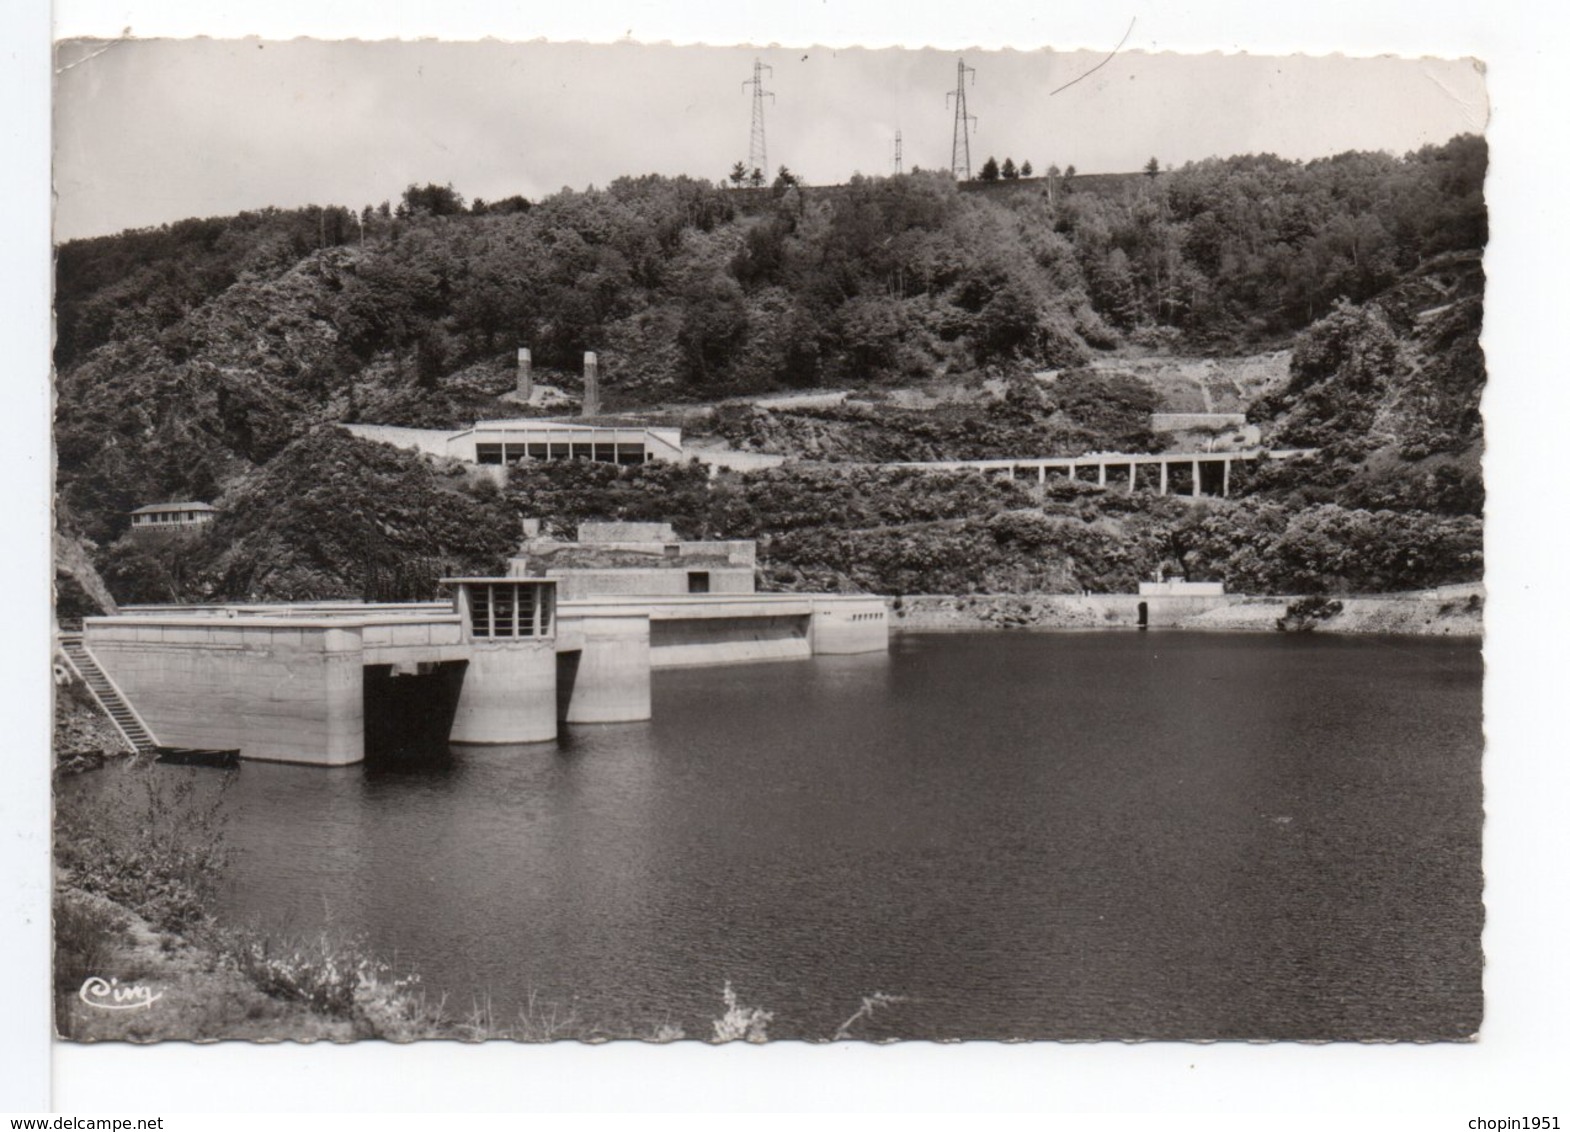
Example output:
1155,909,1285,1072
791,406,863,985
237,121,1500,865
581,351,600,418
515,347,532,401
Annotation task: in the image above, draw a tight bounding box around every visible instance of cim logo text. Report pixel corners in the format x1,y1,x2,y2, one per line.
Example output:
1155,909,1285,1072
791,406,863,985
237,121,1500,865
78,976,163,1011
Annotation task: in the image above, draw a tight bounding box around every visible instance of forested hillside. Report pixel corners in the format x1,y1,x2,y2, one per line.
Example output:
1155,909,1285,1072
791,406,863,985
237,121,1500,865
54,135,1487,605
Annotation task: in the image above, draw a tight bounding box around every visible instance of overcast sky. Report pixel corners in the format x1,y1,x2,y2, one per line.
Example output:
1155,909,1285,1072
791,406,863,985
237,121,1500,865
53,38,1487,241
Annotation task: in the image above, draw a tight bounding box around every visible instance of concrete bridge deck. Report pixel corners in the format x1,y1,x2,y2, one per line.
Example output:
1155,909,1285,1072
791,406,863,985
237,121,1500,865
889,447,1317,498
90,611,473,668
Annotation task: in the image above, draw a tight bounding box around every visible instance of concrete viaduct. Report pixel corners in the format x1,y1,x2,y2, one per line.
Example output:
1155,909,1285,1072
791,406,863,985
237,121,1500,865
889,447,1317,499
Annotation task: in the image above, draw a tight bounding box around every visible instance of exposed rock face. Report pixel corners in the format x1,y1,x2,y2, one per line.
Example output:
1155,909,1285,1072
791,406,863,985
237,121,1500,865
54,676,135,772
54,528,118,618
891,588,1483,637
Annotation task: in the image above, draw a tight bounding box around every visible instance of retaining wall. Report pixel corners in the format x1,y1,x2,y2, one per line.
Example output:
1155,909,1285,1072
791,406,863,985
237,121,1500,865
342,423,456,458
547,567,755,599
650,615,812,667
810,599,893,654
891,592,1483,636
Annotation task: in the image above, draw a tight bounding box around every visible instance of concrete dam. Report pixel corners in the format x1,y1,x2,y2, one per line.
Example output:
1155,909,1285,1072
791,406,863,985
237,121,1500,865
74,523,889,767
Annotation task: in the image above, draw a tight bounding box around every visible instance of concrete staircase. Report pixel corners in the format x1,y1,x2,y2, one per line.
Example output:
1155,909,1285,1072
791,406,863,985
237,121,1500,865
57,633,158,754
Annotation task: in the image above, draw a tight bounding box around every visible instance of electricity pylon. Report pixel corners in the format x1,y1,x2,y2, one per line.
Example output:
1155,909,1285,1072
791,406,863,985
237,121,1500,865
947,58,977,180
743,58,775,180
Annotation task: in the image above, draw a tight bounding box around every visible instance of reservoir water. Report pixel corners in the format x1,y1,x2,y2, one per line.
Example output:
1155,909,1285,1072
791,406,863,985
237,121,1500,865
72,631,1485,1040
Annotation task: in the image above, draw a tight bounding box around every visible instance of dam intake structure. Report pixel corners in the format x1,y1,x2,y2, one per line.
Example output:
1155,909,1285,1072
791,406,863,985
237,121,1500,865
75,526,890,766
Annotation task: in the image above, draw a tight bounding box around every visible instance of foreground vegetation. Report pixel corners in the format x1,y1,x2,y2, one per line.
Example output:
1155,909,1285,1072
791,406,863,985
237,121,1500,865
53,759,899,1042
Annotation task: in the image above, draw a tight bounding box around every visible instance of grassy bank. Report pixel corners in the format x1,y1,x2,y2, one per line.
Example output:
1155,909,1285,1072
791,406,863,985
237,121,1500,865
55,867,877,1043
54,885,358,1042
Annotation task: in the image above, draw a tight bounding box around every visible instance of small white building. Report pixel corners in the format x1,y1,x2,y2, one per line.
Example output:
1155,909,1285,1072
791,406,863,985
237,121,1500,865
129,501,217,535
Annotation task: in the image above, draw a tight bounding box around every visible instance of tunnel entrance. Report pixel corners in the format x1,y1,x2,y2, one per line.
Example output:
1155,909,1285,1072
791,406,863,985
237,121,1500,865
1137,601,1149,629
363,661,468,763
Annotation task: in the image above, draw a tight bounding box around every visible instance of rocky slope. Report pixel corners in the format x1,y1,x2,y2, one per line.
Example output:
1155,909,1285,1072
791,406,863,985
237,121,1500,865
53,139,1487,608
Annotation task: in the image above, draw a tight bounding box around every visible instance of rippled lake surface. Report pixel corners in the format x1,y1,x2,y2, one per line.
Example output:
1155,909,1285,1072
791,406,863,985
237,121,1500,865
76,631,1485,1040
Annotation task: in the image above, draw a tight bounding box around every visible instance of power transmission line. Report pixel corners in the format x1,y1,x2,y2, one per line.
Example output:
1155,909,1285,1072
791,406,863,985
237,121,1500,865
894,128,904,175
1049,18,1136,96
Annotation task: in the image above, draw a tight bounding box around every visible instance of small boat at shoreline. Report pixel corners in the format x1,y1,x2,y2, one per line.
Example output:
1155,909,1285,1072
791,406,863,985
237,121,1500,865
154,746,241,769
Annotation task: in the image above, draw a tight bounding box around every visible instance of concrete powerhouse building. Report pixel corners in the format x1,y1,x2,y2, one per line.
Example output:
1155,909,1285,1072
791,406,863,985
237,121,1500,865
343,419,685,466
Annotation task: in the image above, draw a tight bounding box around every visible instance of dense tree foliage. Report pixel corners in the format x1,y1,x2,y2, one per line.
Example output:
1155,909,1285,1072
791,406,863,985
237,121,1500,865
57,136,1484,400
91,428,1483,607
398,183,466,218
94,430,519,602
55,135,1487,602
706,370,1157,462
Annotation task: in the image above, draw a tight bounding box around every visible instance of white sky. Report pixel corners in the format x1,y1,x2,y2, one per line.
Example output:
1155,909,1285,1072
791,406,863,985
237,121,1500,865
53,38,1487,241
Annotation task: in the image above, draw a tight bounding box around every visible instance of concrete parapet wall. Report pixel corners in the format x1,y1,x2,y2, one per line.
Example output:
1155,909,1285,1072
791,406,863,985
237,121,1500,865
646,596,816,620
85,619,365,765
359,617,465,650
117,603,455,619
649,615,812,667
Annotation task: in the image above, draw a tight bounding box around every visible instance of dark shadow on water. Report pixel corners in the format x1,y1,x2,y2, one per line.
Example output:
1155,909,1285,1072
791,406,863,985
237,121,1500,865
362,748,459,780
555,649,582,723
